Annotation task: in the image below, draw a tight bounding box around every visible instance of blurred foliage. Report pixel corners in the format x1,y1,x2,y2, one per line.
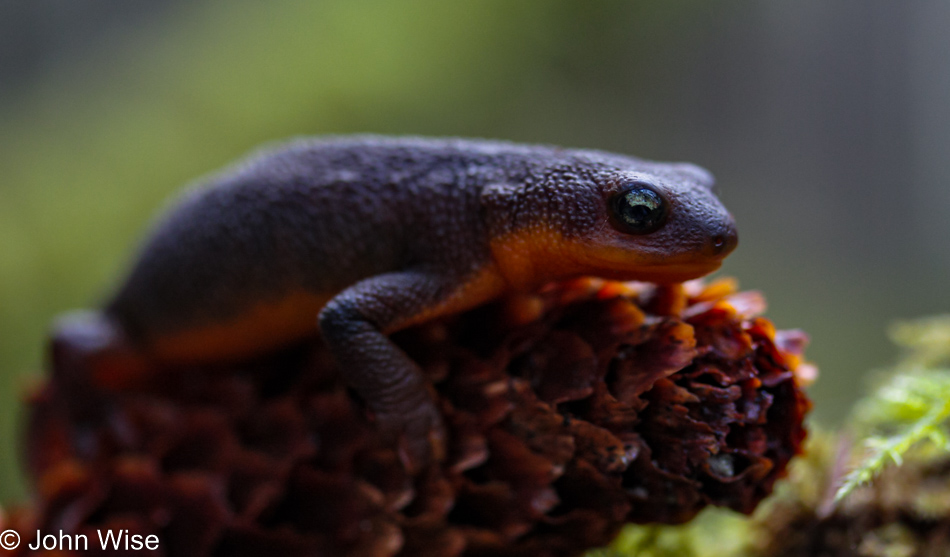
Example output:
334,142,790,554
587,510,753,557
887,317,950,369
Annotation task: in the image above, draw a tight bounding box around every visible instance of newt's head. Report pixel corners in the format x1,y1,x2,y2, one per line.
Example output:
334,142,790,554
483,157,738,289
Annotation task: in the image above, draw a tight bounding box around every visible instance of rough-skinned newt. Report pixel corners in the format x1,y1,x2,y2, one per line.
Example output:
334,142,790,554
53,135,738,468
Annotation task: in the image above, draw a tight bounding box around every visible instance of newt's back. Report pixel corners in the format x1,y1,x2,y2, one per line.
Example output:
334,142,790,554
106,137,540,356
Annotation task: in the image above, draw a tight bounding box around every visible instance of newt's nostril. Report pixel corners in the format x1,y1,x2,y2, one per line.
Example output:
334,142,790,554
711,224,738,256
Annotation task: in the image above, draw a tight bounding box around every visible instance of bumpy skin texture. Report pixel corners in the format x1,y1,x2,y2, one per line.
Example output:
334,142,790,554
91,135,738,466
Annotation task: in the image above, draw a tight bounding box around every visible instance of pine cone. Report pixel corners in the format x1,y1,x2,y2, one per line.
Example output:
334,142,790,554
21,278,812,556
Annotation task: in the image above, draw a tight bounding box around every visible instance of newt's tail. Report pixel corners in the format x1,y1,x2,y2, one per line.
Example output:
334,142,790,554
49,310,152,397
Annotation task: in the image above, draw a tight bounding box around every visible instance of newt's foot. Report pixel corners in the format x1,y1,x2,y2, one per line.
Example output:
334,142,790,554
377,401,446,475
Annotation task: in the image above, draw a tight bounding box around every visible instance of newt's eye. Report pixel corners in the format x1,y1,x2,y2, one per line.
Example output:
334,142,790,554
609,182,669,235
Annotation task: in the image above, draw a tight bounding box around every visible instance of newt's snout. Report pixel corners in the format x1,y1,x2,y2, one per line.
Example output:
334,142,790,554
708,219,738,257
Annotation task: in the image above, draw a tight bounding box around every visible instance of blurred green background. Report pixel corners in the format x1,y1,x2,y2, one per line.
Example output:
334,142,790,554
3,0,950,504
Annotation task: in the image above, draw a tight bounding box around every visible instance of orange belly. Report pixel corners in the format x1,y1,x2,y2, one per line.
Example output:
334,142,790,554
145,268,509,365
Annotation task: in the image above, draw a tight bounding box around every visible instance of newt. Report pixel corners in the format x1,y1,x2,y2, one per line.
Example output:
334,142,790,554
53,135,737,468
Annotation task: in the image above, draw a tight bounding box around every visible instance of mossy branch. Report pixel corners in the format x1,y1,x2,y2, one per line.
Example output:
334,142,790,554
835,315,950,503
835,372,950,502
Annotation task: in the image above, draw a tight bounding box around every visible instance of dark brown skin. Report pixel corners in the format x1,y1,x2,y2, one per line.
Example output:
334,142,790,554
53,136,738,469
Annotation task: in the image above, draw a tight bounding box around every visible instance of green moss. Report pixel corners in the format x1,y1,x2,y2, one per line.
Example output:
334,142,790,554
593,509,754,557
835,316,950,503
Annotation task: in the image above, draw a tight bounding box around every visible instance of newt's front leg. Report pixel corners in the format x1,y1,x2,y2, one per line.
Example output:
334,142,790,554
318,271,471,471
